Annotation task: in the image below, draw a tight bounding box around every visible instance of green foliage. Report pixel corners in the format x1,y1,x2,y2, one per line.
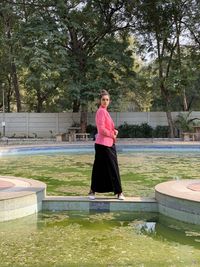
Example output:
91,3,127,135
118,122,170,138
86,124,97,139
0,0,200,117
118,122,152,138
118,123,138,138
152,126,170,138
174,112,200,133
133,0,200,137
139,123,153,137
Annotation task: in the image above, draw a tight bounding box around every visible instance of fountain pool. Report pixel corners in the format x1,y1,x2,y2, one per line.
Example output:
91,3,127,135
1,144,200,266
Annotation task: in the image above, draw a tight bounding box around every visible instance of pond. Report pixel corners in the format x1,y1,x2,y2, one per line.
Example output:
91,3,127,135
1,211,200,266
1,145,200,266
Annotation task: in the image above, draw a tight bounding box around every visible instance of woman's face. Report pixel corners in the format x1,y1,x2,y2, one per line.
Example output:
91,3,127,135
100,94,110,108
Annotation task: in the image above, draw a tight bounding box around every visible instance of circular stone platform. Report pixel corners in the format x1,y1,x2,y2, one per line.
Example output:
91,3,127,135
0,176,46,222
155,179,200,224
0,180,15,190
187,183,200,192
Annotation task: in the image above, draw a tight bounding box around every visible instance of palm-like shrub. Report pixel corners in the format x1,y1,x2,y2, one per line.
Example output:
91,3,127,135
174,112,200,133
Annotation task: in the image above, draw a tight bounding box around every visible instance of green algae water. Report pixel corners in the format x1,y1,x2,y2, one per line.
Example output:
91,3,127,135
1,149,200,266
1,211,200,267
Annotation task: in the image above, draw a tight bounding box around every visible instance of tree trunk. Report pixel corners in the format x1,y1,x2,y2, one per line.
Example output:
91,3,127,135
11,61,21,112
7,75,12,113
80,104,88,132
72,99,80,112
183,88,188,111
175,13,188,112
166,111,175,138
36,91,43,112
6,15,21,112
160,82,175,138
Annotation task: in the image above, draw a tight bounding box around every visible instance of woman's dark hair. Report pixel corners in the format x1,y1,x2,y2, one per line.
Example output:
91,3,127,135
99,89,110,100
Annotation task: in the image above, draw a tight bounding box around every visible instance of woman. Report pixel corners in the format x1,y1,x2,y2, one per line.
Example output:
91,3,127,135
89,90,125,200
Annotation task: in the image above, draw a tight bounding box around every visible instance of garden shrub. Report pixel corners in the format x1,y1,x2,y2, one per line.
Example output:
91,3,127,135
86,124,97,139
87,123,170,138
140,123,153,137
118,122,169,138
152,125,170,138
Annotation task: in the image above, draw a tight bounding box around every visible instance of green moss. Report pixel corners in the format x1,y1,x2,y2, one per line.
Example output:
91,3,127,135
121,172,147,181
1,152,200,197
1,151,200,265
1,211,200,266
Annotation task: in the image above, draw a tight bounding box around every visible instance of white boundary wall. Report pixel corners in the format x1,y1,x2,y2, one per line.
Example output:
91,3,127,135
0,111,200,138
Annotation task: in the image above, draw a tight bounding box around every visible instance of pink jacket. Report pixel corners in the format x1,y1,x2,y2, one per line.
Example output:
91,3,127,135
95,106,116,147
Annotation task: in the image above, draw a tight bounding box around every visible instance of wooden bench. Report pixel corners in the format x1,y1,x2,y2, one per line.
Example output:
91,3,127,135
55,133,67,142
56,132,90,142
74,133,90,141
182,132,198,141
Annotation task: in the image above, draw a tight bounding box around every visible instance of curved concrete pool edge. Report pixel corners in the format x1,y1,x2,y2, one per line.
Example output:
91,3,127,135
155,180,200,225
0,176,46,222
1,176,200,225
0,176,158,222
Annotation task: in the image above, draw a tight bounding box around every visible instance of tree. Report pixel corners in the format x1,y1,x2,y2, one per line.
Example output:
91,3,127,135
19,14,66,112
40,0,136,131
133,0,195,137
0,1,22,112
3,0,136,129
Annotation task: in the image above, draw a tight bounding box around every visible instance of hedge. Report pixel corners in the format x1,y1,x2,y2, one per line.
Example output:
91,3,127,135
87,123,170,138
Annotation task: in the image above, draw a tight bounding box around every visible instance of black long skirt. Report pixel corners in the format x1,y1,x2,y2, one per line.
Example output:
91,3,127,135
90,143,122,194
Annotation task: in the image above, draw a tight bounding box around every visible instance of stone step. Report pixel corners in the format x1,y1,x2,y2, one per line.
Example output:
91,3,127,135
42,196,158,212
